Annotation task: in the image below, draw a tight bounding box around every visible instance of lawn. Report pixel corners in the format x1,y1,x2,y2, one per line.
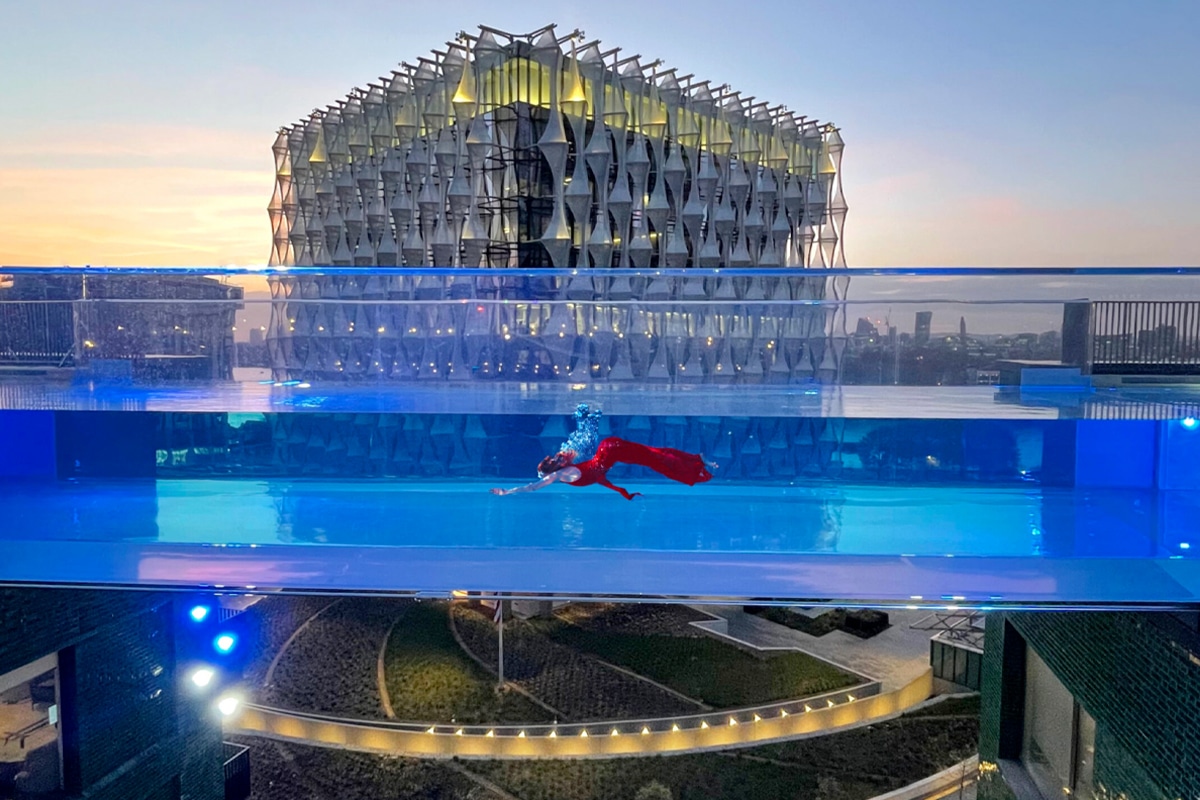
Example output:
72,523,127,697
452,604,699,721
381,602,551,725
536,619,859,707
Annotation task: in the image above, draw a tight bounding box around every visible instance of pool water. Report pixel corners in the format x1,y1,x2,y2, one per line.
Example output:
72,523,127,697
1,389,1197,605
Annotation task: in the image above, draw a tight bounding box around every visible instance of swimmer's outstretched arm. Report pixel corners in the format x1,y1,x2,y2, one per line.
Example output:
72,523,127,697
490,468,579,496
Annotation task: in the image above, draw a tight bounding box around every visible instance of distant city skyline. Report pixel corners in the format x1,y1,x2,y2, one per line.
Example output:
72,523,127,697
0,1,1197,269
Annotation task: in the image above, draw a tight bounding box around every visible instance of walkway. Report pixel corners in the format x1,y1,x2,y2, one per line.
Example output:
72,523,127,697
694,606,935,692
226,670,932,759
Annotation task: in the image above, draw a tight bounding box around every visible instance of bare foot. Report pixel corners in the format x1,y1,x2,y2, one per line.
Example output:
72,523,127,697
490,488,507,496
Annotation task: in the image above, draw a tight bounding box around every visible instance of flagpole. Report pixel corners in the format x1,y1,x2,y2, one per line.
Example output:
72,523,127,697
497,599,505,690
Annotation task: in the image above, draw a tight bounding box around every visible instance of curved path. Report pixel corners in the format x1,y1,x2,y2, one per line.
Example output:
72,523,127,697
264,597,410,718
226,669,931,760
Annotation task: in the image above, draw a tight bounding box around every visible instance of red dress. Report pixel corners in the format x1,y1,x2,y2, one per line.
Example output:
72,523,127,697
569,437,713,500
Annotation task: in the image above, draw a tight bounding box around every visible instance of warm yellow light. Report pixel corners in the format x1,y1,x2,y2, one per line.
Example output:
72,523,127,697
610,729,619,737
780,709,788,718
847,695,856,702
700,721,709,729
804,705,813,713
485,730,494,737
455,729,464,736
426,726,435,734
548,730,556,738
671,723,680,732
579,730,588,738
728,717,738,726
518,731,526,738
450,590,469,598
753,714,762,723
641,727,650,735
827,700,836,708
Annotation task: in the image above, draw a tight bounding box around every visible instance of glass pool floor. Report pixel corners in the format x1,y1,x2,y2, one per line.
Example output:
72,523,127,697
1,478,1196,606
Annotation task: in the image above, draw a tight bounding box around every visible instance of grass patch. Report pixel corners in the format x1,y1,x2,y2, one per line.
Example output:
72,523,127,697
452,604,699,720
382,602,551,725
536,620,858,707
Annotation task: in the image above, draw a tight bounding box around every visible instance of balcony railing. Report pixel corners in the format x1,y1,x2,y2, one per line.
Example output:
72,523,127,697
3,266,1199,387
222,741,250,800
1089,300,1200,375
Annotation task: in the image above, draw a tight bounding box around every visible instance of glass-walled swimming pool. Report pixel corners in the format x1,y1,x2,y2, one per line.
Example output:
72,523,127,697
3,268,1200,800
1,266,1199,605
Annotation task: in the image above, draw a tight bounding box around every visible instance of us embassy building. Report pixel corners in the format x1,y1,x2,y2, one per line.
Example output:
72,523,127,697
264,24,849,383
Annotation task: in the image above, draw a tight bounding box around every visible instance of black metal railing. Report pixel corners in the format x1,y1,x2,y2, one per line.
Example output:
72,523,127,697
0,301,74,365
223,742,251,800
1090,301,1200,375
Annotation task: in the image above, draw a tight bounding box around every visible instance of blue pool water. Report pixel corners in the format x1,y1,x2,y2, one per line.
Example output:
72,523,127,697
1,478,1196,605
1,377,1198,605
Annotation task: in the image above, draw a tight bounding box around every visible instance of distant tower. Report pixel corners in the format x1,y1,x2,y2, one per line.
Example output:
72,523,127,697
959,316,967,347
915,311,932,346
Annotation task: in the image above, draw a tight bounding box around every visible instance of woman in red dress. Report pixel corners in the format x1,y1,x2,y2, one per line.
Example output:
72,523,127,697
491,404,716,500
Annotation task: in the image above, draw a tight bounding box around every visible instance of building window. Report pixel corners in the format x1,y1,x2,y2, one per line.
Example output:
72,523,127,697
0,653,61,797
1022,648,1096,799
931,638,983,690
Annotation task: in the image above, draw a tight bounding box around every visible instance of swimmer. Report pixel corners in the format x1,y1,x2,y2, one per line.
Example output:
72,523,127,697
491,404,716,500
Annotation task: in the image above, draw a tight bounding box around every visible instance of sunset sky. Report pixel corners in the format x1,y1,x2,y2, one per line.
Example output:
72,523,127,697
1,0,1197,268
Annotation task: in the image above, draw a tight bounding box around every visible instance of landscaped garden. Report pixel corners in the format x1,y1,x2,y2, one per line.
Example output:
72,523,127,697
382,602,551,724
270,599,862,724
533,607,859,707
235,694,980,800
266,596,408,717
450,602,704,720
242,597,980,800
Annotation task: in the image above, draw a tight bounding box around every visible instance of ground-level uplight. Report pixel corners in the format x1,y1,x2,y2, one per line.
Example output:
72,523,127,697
189,667,215,688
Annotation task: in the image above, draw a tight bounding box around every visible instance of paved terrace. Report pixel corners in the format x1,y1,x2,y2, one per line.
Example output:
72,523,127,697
694,606,934,692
